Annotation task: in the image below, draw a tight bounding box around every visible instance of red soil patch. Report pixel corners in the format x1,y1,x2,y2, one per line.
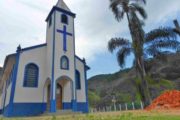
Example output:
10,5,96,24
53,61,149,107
146,90,180,110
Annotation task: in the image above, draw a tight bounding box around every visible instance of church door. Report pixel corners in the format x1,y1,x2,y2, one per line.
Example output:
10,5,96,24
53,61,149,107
47,85,51,111
56,84,63,110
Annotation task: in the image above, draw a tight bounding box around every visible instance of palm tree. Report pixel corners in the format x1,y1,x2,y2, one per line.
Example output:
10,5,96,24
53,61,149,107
109,0,152,106
108,27,179,106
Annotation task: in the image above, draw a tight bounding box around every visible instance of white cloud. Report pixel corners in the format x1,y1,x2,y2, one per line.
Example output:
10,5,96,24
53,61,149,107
0,0,180,66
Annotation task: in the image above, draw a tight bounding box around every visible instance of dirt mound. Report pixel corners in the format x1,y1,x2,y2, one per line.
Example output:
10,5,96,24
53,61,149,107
146,90,180,110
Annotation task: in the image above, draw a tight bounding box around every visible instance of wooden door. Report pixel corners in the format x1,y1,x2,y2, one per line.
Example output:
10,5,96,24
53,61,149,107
56,84,62,110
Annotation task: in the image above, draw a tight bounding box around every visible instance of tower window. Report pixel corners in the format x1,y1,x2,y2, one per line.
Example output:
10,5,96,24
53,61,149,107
23,63,39,87
76,70,81,90
60,56,69,70
61,14,68,24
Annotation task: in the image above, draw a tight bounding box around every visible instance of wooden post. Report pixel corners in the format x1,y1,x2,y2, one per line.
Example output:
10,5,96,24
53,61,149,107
119,104,122,111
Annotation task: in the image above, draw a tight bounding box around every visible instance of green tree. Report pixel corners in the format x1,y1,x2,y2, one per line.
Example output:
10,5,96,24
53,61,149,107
109,0,151,107
108,27,179,106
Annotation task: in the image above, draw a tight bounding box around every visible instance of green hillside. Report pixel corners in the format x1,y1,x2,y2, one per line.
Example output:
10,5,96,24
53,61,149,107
88,53,180,108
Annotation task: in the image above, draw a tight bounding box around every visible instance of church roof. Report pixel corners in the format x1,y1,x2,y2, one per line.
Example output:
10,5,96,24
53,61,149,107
45,0,76,22
56,0,71,11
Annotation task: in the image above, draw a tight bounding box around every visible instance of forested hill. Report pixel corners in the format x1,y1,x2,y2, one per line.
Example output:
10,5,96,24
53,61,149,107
88,53,180,108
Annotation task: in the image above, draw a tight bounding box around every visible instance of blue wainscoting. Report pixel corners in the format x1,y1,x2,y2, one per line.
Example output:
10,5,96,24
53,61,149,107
3,103,46,117
63,102,88,113
63,102,72,110
77,102,88,113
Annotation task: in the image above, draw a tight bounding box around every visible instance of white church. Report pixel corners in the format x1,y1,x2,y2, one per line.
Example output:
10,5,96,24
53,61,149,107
0,0,90,117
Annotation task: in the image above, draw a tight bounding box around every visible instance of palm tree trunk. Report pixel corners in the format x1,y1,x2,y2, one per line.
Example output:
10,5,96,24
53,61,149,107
138,56,152,107
126,12,151,107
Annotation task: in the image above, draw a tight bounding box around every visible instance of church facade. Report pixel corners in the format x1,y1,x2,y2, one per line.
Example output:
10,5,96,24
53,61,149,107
0,0,89,117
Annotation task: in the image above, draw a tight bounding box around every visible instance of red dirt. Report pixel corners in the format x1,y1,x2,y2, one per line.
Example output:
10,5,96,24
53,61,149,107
146,90,180,110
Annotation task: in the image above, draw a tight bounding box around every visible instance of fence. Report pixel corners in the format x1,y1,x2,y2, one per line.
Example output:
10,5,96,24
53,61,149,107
90,101,144,113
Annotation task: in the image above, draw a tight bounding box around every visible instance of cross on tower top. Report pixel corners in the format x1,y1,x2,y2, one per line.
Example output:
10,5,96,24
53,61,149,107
57,25,73,52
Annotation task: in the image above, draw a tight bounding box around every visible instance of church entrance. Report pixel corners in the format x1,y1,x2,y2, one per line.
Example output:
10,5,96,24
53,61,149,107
56,83,63,110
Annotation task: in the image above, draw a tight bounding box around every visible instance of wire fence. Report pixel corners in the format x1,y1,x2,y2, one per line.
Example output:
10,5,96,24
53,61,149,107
90,101,144,113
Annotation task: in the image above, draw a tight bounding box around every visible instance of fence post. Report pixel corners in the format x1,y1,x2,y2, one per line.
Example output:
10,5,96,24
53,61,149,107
140,101,144,110
114,104,117,111
125,103,128,111
103,107,105,112
119,104,122,111
132,102,135,110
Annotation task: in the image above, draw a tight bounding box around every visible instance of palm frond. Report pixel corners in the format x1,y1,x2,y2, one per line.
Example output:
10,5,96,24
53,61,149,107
117,46,133,68
109,0,127,21
108,38,131,53
152,40,180,49
130,3,147,19
145,27,177,43
136,0,146,4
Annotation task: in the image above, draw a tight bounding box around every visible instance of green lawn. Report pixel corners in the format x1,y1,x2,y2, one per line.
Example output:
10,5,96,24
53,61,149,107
1,110,180,120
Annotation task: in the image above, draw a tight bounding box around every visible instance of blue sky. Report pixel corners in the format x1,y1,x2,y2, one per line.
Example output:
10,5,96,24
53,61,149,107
0,0,180,78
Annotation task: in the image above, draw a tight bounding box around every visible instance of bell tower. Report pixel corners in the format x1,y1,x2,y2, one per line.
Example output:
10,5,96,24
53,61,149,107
45,0,77,113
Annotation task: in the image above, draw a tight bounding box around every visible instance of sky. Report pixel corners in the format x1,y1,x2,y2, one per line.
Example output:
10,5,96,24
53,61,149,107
0,0,180,78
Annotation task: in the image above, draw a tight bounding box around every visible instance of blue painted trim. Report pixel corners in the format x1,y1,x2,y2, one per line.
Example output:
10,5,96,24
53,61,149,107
62,102,88,113
84,61,89,113
61,14,68,25
63,102,72,110
60,55,69,70
21,43,47,52
73,16,77,103
23,63,39,88
3,103,46,117
50,11,56,113
46,6,76,22
8,48,21,116
71,99,77,112
0,109,2,114
57,25,73,51
77,102,89,113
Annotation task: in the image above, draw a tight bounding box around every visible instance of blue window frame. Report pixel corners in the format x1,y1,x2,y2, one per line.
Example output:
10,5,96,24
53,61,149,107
61,14,68,24
23,63,39,87
75,70,81,90
60,56,69,70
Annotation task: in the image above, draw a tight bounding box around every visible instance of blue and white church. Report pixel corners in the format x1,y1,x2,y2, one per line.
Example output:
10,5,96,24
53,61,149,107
0,0,90,117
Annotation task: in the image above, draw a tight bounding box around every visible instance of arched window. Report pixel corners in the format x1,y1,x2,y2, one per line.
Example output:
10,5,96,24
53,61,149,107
75,70,81,90
61,56,69,70
61,14,68,24
23,63,39,87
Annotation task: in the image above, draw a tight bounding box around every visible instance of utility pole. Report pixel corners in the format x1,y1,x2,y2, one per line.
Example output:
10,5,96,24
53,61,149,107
174,19,180,35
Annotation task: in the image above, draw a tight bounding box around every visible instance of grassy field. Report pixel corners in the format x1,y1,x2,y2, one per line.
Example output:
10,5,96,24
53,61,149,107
1,110,180,120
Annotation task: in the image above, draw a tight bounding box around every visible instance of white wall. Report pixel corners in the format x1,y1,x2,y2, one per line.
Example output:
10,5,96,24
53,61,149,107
14,46,47,103
5,83,12,106
75,58,86,102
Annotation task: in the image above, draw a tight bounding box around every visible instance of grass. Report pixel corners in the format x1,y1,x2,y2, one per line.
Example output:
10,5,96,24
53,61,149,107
1,110,180,120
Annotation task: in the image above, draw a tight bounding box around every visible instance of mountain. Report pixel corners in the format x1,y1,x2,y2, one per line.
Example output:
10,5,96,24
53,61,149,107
88,53,180,108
